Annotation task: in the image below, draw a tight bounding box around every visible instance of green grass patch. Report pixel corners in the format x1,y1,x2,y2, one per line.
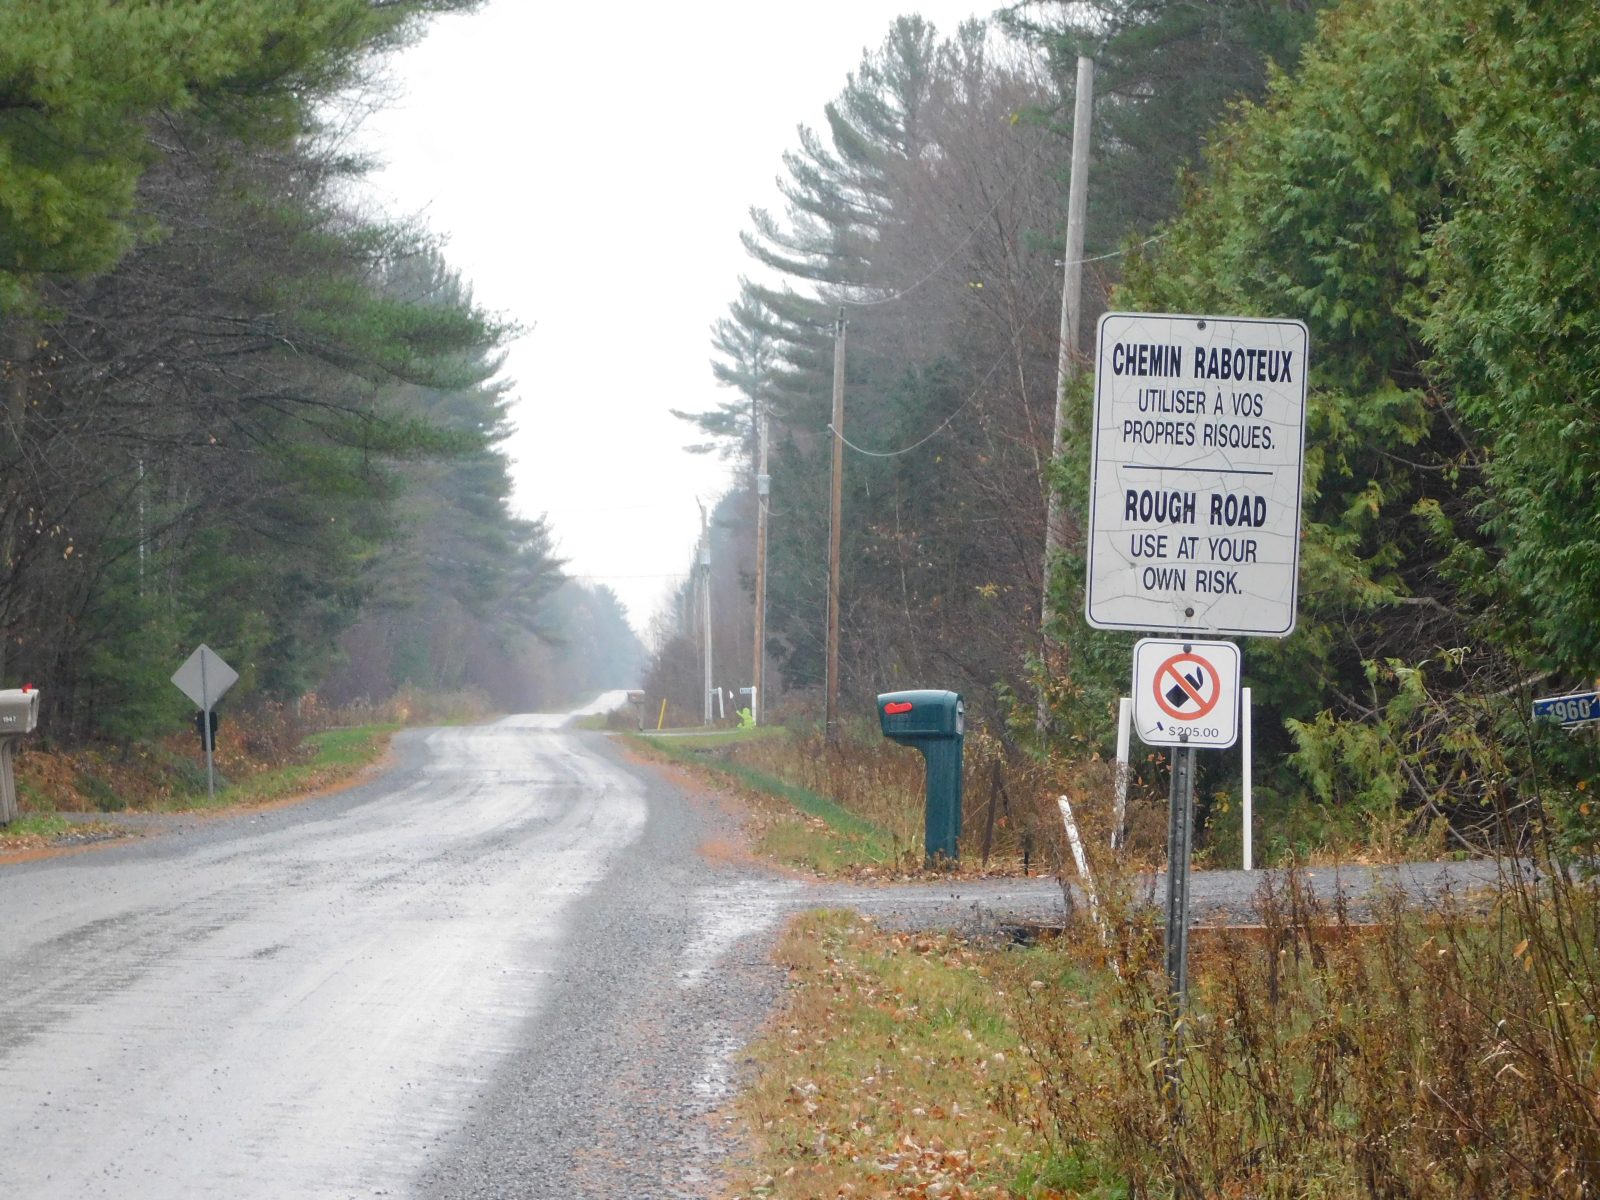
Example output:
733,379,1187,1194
299,724,400,768
0,812,75,841
644,725,787,749
626,732,900,873
725,910,1124,1198
714,757,881,839
753,813,895,875
154,723,398,812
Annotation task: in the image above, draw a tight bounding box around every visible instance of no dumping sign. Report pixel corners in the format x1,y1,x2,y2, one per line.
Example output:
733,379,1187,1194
1131,638,1241,749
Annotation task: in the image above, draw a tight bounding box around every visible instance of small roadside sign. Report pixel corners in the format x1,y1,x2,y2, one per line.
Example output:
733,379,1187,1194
172,644,238,712
1086,312,1309,638
1131,638,1241,749
172,644,238,805
1532,691,1600,729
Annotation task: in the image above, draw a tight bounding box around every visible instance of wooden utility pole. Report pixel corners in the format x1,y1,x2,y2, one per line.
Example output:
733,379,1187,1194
825,307,846,743
1037,53,1096,736
752,404,770,725
0,320,34,685
699,499,713,725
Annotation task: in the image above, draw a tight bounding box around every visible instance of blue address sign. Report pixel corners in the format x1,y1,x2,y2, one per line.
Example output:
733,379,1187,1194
1532,691,1600,728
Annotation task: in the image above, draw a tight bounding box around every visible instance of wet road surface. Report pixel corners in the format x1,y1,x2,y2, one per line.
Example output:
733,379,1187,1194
0,707,783,1199
0,704,1509,1197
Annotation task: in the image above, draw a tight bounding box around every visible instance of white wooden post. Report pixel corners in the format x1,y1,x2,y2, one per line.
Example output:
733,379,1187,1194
1113,697,1131,849
1242,686,1254,871
1058,795,1104,940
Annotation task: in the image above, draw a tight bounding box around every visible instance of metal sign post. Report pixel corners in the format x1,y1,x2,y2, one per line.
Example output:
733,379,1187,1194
1085,310,1310,1125
202,653,213,800
1131,637,1242,1103
1162,740,1197,1106
172,644,239,805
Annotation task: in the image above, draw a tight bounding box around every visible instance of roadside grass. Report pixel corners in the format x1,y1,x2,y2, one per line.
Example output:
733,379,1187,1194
643,727,789,749
724,909,1122,1200
0,812,75,851
627,732,899,873
149,723,399,813
679,720,1451,874
0,810,149,853
2,812,74,840
629,723,1096,879
0,722,402,853
734,863,1600,1198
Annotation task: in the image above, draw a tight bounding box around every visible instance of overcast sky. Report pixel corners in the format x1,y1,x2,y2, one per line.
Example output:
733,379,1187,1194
349,1,996,636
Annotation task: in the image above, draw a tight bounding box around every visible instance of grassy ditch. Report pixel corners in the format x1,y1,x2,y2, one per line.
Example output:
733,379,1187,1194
729,864,1600,1198
629,723,1094,879
628,730,899,874
724,910,1122,1199
155,722,400,813
635,710,1465,873
0,722,400,853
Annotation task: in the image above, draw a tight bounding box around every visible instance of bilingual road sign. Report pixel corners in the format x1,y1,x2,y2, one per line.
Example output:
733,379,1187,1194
172,644,238,712
1131,638,1241,749
1086,312,1309,638
1532,691,1600,729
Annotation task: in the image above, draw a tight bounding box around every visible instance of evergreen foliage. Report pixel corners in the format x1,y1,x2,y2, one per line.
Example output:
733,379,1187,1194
1102,0,1600,843
669,0,1599,850
0,0,630,743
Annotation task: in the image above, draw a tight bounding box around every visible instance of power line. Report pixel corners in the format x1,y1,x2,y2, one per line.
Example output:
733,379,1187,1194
1057,232,1167,267
822,232,1168,460
826,275,1058,459
828,348,1007,459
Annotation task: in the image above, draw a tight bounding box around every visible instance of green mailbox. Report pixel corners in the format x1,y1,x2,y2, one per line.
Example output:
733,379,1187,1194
878,689,965,865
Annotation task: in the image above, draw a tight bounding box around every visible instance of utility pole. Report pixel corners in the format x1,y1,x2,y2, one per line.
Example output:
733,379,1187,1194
825,307,846,744
699,499,713,725
752,402,770,726
1037,53,1096,737
0,320,32,685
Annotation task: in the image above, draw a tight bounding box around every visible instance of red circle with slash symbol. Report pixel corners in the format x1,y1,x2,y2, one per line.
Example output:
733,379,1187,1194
1152,652,1222,722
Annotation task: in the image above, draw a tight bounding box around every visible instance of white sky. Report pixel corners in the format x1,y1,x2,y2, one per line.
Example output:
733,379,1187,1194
350,1,995,635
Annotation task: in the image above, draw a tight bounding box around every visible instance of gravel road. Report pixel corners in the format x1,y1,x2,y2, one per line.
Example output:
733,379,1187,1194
0,706,1511,1198
0,706,787,1198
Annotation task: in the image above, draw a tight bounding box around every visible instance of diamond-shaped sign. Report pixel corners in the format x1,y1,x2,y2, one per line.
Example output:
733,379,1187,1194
171,644,238,711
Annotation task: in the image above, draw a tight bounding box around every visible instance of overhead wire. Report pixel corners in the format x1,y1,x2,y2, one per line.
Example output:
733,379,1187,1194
825,231,1165,460
754,105,1172,460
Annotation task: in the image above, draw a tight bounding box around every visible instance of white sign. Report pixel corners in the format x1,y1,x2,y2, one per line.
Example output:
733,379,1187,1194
1131,638,1241,749
1086,312,1309,637
171,644,239,712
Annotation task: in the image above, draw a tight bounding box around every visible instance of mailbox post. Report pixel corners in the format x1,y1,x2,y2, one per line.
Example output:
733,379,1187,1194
0,685,41,826
877,689,965,866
